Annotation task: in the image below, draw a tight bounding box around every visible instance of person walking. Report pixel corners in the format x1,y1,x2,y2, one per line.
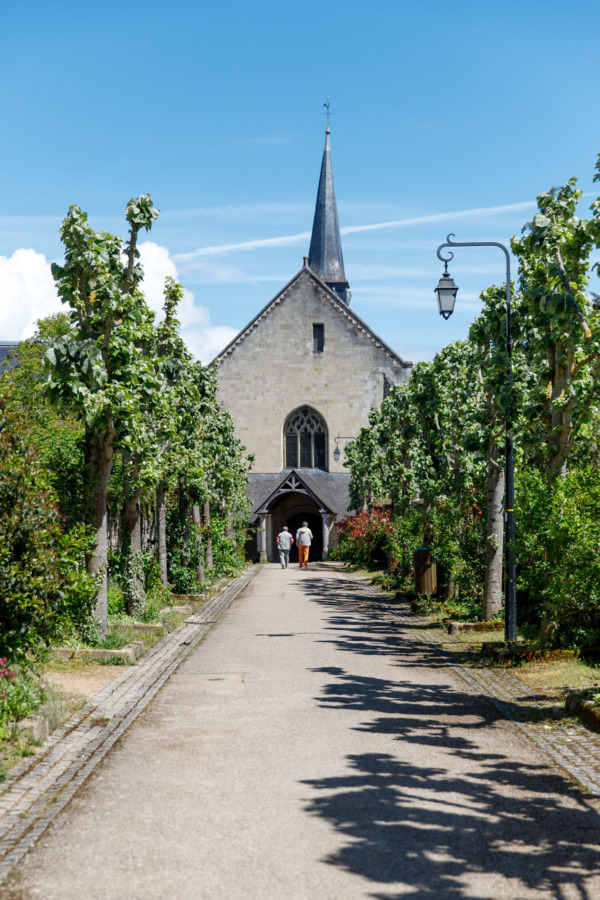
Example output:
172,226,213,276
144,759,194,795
296,521,313,569
276,526,293,569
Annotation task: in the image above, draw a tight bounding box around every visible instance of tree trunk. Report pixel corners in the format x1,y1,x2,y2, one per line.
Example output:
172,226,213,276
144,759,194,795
203,499,213,571
123,459,145,616
192,504,206,586
482,442,505,621
84,427,115,637
156,483,168,587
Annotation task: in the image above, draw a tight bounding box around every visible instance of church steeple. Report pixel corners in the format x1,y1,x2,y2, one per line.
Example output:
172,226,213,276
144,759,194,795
308,127,351,305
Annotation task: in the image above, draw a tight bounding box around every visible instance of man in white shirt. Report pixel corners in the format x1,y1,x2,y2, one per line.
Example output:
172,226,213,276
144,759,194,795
276,526,294,568
296,522,313,569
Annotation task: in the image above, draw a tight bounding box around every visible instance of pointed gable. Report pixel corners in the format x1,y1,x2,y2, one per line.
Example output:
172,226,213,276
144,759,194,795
214,262,411,368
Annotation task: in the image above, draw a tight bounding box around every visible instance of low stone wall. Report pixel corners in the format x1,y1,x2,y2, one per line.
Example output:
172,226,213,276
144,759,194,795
51,642,144,665
565,693,600,734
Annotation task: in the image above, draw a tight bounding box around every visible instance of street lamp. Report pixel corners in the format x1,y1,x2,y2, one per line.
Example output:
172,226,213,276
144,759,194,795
434,261,459,319
333,436,356,463
434,233,516,642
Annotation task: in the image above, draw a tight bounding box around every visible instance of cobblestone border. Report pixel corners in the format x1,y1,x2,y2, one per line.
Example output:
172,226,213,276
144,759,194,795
0,565,259,883
343,571,600,799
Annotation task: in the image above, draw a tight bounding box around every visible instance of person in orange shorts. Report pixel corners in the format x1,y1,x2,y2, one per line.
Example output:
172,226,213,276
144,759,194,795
296,521,313,568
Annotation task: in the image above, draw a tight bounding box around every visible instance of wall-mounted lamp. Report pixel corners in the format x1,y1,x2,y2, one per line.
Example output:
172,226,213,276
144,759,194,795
333,435,357,463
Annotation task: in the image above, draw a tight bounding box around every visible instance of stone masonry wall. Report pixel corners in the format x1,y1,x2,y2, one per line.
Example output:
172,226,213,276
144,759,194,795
216,269,410,474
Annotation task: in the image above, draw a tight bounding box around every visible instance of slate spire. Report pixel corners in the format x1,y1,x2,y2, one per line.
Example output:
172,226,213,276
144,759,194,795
308,127,351,304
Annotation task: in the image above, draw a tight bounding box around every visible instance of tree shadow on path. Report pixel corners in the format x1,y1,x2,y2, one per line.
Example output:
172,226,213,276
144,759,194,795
297,573,600,899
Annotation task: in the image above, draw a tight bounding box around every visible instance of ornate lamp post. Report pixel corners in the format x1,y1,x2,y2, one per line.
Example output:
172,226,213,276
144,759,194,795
434,233,516,642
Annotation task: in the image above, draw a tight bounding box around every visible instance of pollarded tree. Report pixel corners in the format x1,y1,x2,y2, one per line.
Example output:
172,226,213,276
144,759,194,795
511,167,600,478
45,196,160,633
467,284,526,619
345,410,386,512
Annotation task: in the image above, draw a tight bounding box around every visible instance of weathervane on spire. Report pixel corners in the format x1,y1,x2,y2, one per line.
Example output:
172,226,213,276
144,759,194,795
323,96,331,130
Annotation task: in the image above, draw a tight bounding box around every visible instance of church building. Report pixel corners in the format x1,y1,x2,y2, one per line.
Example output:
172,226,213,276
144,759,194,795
214,128,412,561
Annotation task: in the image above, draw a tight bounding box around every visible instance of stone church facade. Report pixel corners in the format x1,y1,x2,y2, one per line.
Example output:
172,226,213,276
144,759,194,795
214,128,412,561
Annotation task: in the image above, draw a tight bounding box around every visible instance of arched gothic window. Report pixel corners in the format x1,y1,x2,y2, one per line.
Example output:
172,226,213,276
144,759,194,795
284,407,328,470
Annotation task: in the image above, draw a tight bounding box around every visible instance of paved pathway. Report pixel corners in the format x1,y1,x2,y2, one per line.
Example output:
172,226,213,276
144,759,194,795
3,563,600,899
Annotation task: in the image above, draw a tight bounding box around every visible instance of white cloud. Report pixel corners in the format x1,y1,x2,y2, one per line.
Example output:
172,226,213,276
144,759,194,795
0,248,61,339
0,243,238,364
138,242,238,362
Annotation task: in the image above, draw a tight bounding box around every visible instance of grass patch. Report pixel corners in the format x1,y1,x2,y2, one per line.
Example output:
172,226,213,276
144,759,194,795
0,724,46,781
96,630,131,651
429,617,600,705
510,658,600,701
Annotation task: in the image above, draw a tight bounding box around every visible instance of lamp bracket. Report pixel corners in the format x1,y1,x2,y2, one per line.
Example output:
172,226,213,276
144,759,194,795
437,234,455,266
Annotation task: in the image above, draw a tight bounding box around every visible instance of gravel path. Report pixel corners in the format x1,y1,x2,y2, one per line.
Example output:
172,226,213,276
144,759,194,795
2,563,600,899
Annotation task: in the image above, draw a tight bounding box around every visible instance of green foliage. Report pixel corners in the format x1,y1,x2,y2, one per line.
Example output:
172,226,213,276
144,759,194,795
511,174,600,477
208,511,247,577
337,510,392,569
516,468,600,648
342,152,600,642
0,401,99,662
428,496,486,601
0,197,253,661
107,583,126,617
0,661,45,728
0,315,85,524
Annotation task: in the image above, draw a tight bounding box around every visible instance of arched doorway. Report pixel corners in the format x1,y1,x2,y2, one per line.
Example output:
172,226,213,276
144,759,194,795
286,512,323,564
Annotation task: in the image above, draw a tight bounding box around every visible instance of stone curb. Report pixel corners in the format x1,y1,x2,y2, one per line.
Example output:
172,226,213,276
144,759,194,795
50,642,143,664
164,605,194,617
0,566,258,883
444,619,503,635
107,623,164,636
340,570,600,799
565,694,600,734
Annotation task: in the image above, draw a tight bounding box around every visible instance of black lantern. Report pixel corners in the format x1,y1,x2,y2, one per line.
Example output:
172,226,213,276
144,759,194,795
434,262,458,319
333,436,356,463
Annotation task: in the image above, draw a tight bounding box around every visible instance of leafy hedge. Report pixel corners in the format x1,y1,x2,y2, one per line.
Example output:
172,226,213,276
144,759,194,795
0,402,98,661
516,468,600,648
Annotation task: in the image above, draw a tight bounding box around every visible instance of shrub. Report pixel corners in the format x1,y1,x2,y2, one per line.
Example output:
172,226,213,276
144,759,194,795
428,495,486,602
0,659,45,728
209,512,245,577
516,468,600,648
0,403,98,661
336,510,392,569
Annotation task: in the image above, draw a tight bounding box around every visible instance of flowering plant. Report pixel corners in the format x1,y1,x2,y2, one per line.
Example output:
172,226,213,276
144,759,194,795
336,510,392,568
0,660,44,728
0,658,16,701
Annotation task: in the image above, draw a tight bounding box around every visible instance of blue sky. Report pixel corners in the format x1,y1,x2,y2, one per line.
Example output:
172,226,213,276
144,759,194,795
1,0,600,362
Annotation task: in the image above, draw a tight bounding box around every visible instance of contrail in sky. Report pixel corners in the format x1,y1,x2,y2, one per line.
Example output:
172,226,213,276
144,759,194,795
173,199,537,262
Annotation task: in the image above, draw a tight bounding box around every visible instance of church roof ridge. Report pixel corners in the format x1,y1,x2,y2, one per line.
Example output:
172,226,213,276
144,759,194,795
211,265,412,368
